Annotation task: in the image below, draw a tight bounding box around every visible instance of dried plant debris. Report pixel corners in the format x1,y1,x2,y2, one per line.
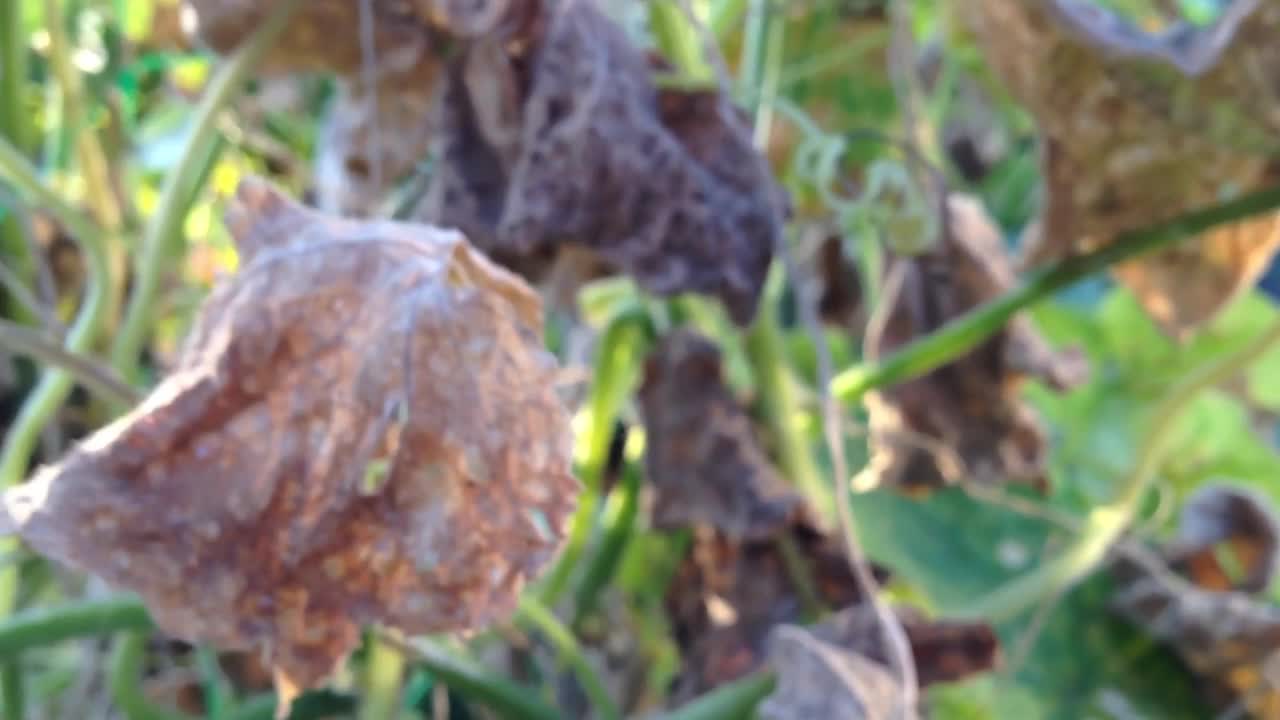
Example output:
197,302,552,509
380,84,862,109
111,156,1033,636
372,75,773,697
663,513,999,705
313,69,440,217
637,330,802,541
0,178,578,717
182,0,437,76
957,0,1280,337
816,233,866,330
417,0,784,325
1165,483,1280,594
664,521,879,702
760,606,999,720
859,195,1087,494
1112,483,1280,719
761,624,906,720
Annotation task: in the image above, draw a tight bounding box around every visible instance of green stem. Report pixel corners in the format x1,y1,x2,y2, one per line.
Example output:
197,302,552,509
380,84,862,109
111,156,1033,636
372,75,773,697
196,646,232,720
0,0,35,324
745,268,828,514
109,0,305,381
1,662,22,720
515,597,620,720
659,670,776,720
0,143,111,621
536,305,651,605
958,318,1280,621
0,318,140,406
359,634,405,720
832,183,1280,402
572,463,641,623
649,0,712,80
109,631,191,720
42,0,122,233
379,635,559,720
0,598,153,657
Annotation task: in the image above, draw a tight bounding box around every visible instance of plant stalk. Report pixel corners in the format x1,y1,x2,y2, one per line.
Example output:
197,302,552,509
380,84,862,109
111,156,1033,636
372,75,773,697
109,0,305,382
832,183,1280,402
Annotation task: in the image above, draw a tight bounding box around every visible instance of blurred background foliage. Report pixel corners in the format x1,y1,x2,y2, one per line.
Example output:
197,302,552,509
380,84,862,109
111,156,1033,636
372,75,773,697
2,0,1280,718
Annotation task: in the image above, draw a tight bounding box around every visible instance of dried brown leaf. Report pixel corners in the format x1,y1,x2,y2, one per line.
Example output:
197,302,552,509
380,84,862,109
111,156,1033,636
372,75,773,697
1112,484,1280,719
182,0,437,76
958,0,1280,338
313,61,442,217
3,178,578,717
860,195,1087,494
637,330,803,541
664,522,881,702
759,606,1000,720
417,0,784,325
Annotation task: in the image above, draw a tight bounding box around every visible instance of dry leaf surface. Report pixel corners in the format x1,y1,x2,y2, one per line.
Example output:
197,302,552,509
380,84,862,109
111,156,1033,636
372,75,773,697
664,521,879,702
860,195,1087,494
760,606,1000,720
1112,484,1280,719
637,329,802,541
959,0,1280,337
417,0,784,324
182,0,437,76
3,178,578,715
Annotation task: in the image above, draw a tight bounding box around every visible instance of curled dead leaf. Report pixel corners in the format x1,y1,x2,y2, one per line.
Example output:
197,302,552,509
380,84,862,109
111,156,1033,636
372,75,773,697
958,0,1280,338
3,178,578,717
637,329,803,541
1112,483,1280,719
759,606,1000,720
858,195,1087,494
417,0,784,325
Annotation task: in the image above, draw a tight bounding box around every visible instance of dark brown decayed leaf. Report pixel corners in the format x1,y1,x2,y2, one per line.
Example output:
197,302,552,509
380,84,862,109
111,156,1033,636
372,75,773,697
2,178,578,716
859,195,1087,494
417,0,783,325
1112,483,1280,719
958,0,1280,338
664,522,877,702
637,329,802,540
760,606,1000,720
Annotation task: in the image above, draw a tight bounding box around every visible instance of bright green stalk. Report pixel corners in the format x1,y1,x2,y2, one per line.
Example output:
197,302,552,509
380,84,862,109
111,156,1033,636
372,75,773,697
0,0,35,322
536,304,651,605
384,637,559,720
110,0,305,382
649,0,713,81
516,597,621,720
832,183,1280,403
359,635,406,720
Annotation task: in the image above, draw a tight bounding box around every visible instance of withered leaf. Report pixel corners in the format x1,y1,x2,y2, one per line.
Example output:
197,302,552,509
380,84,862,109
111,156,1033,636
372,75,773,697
759,606,1000,720
665,521,882,703
182,0,438,77
860,195,1087,494
761,625,906,720
2,178,578,717
957,0,1280,338
1112,484,1280,719
637,329,803,541
313,66,442,217
417,0,783,325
